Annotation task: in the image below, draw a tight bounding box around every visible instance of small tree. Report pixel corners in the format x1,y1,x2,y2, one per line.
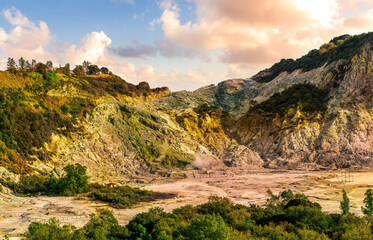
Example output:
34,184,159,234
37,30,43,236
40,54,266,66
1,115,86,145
34,62,51,81
23,218,75,240
31,59,37,70
25,60,31,71
137,81,150,91
82,60,91,73
46,61,54,72
60,163,89,195
56,64,70,76
184,214,230,240
340,189,350,215
73,65,85,77
362,189,373,216
18,57,26,71
87,65,100,75
101,67,109,74
84,210,123,239
6,57,17,73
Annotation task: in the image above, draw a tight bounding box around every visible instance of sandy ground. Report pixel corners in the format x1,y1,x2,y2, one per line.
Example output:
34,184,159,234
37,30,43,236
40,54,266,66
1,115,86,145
1,169,373,239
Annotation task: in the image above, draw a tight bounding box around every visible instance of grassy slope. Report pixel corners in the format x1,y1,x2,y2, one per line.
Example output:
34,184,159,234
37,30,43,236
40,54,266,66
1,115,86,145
0,71,170,174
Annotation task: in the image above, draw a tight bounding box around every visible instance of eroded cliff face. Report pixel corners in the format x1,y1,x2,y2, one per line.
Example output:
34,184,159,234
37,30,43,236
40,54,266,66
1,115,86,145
152,42,373,170
230,43,373,168
40,100,264,181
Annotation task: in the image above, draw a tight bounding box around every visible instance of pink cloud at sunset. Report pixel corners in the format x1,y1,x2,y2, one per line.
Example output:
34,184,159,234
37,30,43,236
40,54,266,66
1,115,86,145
157,0,373,79
1,0,373,90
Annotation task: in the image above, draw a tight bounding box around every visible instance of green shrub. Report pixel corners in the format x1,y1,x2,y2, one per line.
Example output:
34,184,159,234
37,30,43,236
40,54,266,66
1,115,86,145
46,163,89,196
23,218,75,240
22,189,373,240
88,185,152,208
197,196,234,218
172,204,199,220
19,175,46,194
88,185,176,208
250,84,328,117
83,210,128,240
253,224,298,240
183,214,230,240
284,206,330,232
1,164,89,196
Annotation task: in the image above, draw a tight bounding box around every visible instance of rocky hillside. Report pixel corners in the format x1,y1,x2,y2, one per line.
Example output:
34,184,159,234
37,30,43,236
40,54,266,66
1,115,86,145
0,70,260,183
153,32,373,169
1,32,373,183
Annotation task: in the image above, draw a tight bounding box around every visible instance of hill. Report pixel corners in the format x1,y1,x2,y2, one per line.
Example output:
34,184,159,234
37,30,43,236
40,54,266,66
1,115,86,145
2,32,373,184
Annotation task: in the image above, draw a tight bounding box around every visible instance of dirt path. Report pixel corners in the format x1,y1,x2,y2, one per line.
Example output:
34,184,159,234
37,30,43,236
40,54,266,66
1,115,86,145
1,170,372,239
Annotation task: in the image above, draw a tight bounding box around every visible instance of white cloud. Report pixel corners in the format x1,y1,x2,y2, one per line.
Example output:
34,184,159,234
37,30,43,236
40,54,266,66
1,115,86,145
295,0,338,24
3,7,33,27
227,64,263,79
156,0,373,78
0,8,54,62
96,55,212,90
0,7,210,91
52,31,112,65
5,1,373,91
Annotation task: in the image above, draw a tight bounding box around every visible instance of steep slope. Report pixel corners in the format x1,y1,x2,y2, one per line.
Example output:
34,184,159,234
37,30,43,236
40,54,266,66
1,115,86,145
0,71,262,183
154,32,373,169
232,37,373,168
0,72,183,181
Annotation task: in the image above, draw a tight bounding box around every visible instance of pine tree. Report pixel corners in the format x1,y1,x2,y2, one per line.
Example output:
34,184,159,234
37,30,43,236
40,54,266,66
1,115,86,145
18,57,26,71
82,60,91,74
362,189,373,216
6,57,17,73
25,60,31,71
46,61,54,72
31,59,37,70
340,189,350,215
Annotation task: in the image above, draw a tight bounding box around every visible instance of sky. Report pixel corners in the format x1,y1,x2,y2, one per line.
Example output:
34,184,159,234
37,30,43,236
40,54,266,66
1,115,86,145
0,0,373,91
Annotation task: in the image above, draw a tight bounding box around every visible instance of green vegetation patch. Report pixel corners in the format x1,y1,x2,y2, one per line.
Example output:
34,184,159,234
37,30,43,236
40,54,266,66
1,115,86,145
0,72,96,173
0,164,89,196
116,104,194,168
22,189,373,240
250,84,329,117
81,75,169,98
88,185,177,208
60,97,95,119
0,88,73,166
0,59,173,174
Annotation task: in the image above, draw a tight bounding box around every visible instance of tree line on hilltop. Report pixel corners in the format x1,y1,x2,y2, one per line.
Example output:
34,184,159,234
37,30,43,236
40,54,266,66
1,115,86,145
6,57,111,79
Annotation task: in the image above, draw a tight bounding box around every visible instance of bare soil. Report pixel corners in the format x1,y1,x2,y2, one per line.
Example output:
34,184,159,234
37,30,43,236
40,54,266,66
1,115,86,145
1,169,372,239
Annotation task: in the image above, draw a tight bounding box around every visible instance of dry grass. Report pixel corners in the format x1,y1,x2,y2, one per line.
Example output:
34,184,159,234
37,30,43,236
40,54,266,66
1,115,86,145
0,72,36,89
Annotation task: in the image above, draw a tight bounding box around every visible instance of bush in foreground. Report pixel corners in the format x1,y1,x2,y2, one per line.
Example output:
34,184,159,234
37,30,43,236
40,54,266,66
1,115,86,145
23,190,373,240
